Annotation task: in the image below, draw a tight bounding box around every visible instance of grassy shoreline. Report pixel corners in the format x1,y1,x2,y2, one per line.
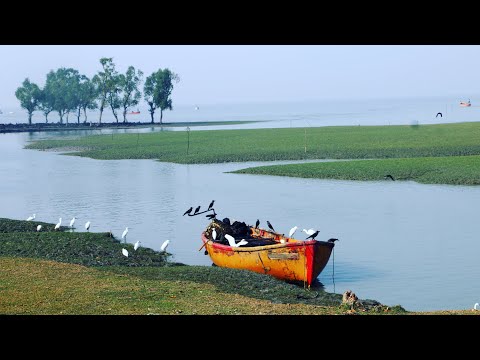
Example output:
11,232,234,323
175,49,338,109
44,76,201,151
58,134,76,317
24,122,480,185
0,217,405,315
0,120,258,134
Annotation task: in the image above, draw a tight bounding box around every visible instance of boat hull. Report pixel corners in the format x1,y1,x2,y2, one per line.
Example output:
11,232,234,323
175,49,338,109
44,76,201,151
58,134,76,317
201,232,334,286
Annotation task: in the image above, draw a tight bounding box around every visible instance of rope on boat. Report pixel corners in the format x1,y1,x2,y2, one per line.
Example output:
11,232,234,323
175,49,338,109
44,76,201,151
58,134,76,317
332,247,336,294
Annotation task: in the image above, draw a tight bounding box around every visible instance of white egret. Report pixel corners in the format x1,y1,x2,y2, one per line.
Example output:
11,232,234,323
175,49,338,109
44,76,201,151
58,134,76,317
36,225,42,232
289,226,298,238
225,234,248,248
26,214,36,221
54,218,62,231
212,228,217,240
160,240,170,252
122,248,129,257
474,303,479,310
69,217,76,228
85,221,91,231
122,227,129,242
134,241,141,251
302,228,315,236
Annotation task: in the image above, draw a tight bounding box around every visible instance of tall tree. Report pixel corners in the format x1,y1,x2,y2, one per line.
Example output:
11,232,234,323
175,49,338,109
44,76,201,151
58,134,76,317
143,69,179,124
143,73,157,123
155,69,180,124
92,57,116,124
15,78,41,125
45,68,80,124
76,75,98,124
38,87,55,123
106,72,121,123
119,66,143,123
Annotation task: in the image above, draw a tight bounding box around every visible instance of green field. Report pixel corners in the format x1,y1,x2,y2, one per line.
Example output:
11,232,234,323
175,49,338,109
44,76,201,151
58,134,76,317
232,155,480,185
25,122,480,185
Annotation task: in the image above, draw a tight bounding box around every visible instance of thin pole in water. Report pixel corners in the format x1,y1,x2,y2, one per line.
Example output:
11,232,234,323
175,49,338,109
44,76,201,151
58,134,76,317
304,128,307,153
186,126,190,155
332,247,336,294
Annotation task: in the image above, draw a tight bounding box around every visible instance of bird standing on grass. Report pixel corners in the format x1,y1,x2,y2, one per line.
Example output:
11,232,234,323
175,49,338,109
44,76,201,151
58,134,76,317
160,240,170,252
85,221,91,232
122,227,129,242
183,207,193,216
122,248,129,257
474,303,479,311
193,206,201,215
26,214,36,221
69,217,76,228
208,200,215,211
267,221,275,232
36,225,42,232
384,174,395,181
306,230,320,240
134,241,141,251
54,218,62,231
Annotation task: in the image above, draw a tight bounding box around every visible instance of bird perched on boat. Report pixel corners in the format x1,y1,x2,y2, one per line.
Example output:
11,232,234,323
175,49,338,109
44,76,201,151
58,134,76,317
85,221,91,232
183,207,193,216
384,174,395,181
207,200,215,211
206,214,215,219
134,240,141,251
255,219,260,228
122,248,129,257
160,239,170,252
54,218,62,231
474,303,479,311
122,227,129,242
193,206,201,215
69,217,76,228
225,234,248,247
212,228,217,240
302,228,315,236
328,238,339,243
36,225,42,232
267,221,275,232
436,112,442,118
289,226,298,238
26,214,36,221
306,230,320,240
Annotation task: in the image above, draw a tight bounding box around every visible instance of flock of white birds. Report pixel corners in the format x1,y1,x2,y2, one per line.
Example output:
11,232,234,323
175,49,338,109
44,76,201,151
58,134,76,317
26,213,170,258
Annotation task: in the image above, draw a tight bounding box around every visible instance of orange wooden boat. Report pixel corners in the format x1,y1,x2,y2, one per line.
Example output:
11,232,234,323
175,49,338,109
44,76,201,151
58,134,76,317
201,220,335,287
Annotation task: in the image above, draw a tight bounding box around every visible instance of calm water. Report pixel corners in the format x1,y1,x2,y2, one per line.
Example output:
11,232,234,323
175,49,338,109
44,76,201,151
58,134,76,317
2,95,480,129
1,98,480,312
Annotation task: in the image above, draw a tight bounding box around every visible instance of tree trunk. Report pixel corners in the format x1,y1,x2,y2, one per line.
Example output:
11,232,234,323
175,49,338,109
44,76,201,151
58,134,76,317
28,112,32,125
83,106,88,123
99,107,103,124
77,107,81,124
59,111,63,124
123,108,127,123
45,113,48,123
66,111,70,125
150,109,154,123
160,109,163,124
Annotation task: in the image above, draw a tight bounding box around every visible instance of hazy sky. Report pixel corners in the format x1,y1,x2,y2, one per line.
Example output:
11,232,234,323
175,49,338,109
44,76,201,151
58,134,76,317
1,45,480,108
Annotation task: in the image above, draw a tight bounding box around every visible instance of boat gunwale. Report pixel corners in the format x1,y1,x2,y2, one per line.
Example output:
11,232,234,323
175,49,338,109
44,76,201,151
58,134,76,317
201,232,333,252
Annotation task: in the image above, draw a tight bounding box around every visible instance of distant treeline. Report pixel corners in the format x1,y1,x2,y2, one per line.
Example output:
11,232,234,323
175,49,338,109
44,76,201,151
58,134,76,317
14,58,180,125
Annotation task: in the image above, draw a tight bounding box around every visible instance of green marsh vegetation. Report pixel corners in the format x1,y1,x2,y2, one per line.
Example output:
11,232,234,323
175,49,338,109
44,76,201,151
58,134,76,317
0,218,406,315
25,122,480,185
